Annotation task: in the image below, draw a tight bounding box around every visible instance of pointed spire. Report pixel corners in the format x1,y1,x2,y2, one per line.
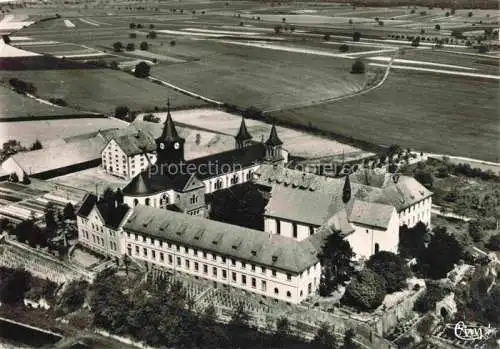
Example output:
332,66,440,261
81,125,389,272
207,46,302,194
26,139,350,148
159,98,180,142
265,124,283,146
235,117,252,142
122,171,152,195
342,175,351,204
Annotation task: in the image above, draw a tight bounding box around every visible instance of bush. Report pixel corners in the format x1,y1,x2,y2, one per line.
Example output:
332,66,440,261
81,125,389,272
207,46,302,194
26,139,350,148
351,60,365,74
487,234,500,251
126,43,135,51
140,41,149,50
468,220,485,243
478,45,489,53
129,32,137,39
339,44,349,52
323,33,330,41
115,106,130,119
366,251,412,293
435,24,441,30
342,269,386,311
414,281,451,313
353,31,361,42
147,31,157,39
134,61,151,78
170,40,176,46
129,23,136,29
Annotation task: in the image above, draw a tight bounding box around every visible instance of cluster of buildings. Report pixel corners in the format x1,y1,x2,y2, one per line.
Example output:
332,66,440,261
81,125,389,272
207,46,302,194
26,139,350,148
75,107,433,303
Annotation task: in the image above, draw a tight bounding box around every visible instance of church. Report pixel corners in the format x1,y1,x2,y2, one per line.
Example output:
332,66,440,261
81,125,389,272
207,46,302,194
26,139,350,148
112,104,288,216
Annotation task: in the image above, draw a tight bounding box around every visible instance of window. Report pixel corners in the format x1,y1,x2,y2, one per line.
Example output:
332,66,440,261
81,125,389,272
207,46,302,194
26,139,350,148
143,248,147,257
251,264,255,272
142,236,146,242
135,246,139,254
222,270,227,279
251,277,256,288
203,252,207,259
212,267,217,277
185,260,190,269
241,262,246,269
286,291,291,298
276,221,281,235
212,253,217,261
230,174,239,185
292,223,297,238
261,280,267,291
309,226,315,236
214,179,223,190
160,252,164,262
261,267,266,274
242,275,247,285
193,249,198,256
152,250,156,259
274,287,279,295
189,194,198,204
231,258,236,266
176,245,180,252
308,283,312,294
168,255,173,264
194,262,199,272
375,243,380,254
203,265,208,274
232,272,237,282
176,257,181,266
287,274,292,281
272,270,277,278
222,257,226,264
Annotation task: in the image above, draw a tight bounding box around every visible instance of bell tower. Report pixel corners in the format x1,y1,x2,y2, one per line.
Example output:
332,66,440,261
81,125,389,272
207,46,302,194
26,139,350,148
155,99,185,164
264,124,283,163
235,117,252,149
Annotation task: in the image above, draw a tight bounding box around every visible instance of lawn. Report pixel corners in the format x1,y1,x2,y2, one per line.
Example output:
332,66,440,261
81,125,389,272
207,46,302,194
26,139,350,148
270,70,499,162
148,38,368,110
0,85,84,120
0,67,208,114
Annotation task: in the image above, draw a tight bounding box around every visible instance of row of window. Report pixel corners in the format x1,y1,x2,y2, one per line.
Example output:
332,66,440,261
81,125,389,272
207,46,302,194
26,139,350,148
81,230,117,251
126,237,294,280
274,220,316,238
128,245,303,298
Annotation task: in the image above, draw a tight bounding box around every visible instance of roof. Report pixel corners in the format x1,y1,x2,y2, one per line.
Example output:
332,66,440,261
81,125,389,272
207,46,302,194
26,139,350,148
235,118,252,141
111,130,157,156
158,103,182,143
255,164,432,212
123,143,266,195
265,124,283,146
7,137,106,175
123,204,319,273
347,200,396,229
77,193,131,229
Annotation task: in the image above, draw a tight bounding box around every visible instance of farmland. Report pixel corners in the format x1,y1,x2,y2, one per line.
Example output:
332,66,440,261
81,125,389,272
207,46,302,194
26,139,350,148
270,70,499,162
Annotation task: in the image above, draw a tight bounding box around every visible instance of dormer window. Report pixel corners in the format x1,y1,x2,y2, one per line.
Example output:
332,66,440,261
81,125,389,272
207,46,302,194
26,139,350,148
251,250,256,256
272,255,278,262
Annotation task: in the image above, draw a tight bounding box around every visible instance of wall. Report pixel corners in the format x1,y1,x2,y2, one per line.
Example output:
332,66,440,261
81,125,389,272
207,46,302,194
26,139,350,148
399,197,432,228
203,165,259,194
264,216,317,241
101,140,156,180
347,210,399,260
77,208,123,257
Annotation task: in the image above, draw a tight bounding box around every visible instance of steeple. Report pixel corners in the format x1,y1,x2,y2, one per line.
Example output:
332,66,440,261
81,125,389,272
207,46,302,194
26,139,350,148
264,124,283,163
342,175,351,204
123,171,152,196
159,99,181,142
265,124,283,147
235,117,252,149
155,98,185,163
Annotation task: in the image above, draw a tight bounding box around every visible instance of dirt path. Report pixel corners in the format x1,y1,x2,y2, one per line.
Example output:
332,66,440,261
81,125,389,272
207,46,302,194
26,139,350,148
148,76,223,106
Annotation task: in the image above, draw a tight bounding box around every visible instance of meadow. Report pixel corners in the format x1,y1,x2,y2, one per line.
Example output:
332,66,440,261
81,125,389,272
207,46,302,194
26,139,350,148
270,70,499,162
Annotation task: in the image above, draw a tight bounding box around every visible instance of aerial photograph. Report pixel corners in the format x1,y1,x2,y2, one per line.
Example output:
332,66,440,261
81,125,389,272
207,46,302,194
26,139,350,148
0,0,498,347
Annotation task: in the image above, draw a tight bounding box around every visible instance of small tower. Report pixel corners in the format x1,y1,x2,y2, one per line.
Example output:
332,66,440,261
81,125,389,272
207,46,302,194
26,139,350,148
155,99,185,164
342,175,351,204
264,124,283,163
235,117,252,149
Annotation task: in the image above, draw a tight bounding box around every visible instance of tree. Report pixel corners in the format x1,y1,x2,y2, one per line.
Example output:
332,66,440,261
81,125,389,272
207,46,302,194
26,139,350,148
468,11,473,17
339,44,349,52
45,201,57,234
274,24,283,34
366,251,411,293
134,61,151,78
110,61,119,70
342,268,386,311
147,31,157,39
478,45,489,53
487,234,500,251
276,317,291,340
419,227,462,279
411,37,420,47
399,222,427,259
435,24,441,30
63,202,76,220
149,24,155,29
318,232,355,296
312,322,338,349
30,139,42,150
353,31,361,42
112,41,124,52
129,32,137,38
115,106,130,119
170,40,176,46
129,23,136,29
414,168,433,187
0,267,32,304
140,41,149,50
57,280,88,314
468,220,484,242
324,33,331,41
126,43,135,51
351,60,365,74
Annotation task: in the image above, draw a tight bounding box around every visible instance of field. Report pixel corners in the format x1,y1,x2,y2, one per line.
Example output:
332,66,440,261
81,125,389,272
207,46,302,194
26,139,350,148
270,70,499,162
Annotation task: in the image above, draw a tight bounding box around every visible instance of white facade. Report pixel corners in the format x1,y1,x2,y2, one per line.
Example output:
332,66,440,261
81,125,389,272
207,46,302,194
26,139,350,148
346,209,400,260
101,140,156,180
264,217,317,241
124,189,177,210
203,165,259,194
398,197,432,228
122,230,320,304
77,207,126,257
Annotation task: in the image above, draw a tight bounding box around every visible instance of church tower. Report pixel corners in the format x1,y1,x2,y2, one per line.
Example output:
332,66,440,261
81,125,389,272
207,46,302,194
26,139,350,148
264,124,283,163
155,99,185,164
235,117,252,149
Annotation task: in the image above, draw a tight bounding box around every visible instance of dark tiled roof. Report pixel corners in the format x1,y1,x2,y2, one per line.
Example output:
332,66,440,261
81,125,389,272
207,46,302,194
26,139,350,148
77,194,131,229
265,124,283,146
235,118,252,141
122,169,196,196
112,131,157,156
158,108,182,143
346,200,395,229
123,205,319,273
123,172,154,195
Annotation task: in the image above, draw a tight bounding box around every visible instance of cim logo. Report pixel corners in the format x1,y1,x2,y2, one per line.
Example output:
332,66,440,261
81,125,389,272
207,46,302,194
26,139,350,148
453,321,497,342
